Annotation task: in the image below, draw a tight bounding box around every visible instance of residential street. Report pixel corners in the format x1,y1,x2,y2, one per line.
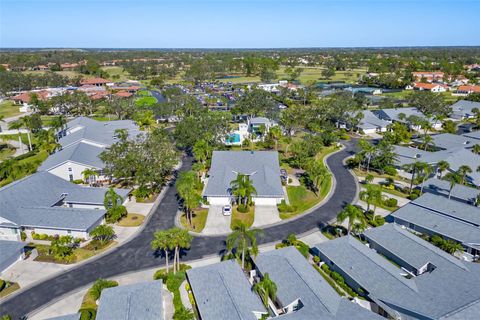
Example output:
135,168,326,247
0,141,358,318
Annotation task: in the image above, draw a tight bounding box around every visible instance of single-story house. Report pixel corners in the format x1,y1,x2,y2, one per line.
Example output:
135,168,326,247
0,172,129,241
313,223,480,320
0,240,25,274
412,71,444,83
254,247,382,319
421,177,479,205
449,100,480,120
203,151,285,206
390,192,480,257
95,281,163,320
413,82,447,92
45,314,80,320
413,132,475,151
456,85,480,96
356,110,390,134
187,260,267,320
79,77,110,87
248,117,277,135
373,107,442,130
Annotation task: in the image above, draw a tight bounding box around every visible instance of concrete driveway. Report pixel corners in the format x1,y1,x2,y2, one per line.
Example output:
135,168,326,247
202,205,232,235
252,205,281,228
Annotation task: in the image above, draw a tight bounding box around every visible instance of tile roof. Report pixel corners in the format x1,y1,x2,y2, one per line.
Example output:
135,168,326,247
203,151,284,198
96,282,163,320
79,77,109,85
187,260,267,320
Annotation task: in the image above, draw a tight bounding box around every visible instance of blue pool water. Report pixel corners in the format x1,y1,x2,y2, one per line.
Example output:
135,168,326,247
227,133,241,143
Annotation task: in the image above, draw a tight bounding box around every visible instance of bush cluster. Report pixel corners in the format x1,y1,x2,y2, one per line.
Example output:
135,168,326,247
320,263,358,297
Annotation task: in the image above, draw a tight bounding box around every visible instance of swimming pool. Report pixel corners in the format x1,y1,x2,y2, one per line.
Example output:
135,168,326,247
227,133,241,143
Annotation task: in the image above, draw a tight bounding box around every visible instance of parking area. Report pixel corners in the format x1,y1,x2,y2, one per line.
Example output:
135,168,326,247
252,205,281,228
202,205,232,235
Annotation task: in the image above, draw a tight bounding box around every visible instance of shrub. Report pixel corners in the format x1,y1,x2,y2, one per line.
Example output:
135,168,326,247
20,231,27,241
90,279,118,301
371,215,385,227
237,204,249,213
133,186,151,199
278,200,295,213
383,166,397,176
313,256,320,264
0,279,5,291
408,193,419,200
106,205,127,223
79,308,96,320
14,150,36,161
72,179,83,184
384,198,398,207
321,263,330,273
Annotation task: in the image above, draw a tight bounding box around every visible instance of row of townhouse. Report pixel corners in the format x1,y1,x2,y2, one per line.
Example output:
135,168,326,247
39,116,141,183
313,223,480,320
187,246,383,320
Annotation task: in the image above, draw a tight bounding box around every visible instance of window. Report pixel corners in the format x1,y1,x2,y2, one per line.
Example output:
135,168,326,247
69,174,74,181
67,230,71,234
68,167,72,172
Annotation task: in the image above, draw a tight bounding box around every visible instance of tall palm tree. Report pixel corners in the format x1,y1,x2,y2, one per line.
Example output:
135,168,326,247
20,116,33,151
230,174,247,205
444,172,461,199
192,139,211,165
307,159,330,196
437,160,450,178
358,139,375,172
359,185,382,213
419,163,433,195
151,230,173,273
458,165,472,185
268,126,282,150
8,121,24,154
226,223,263,270
403,161,426,194
176,171,201,226
82,168,99,185
422,134,433,151
171,228,193,274
336,204,366,235
253,273,277,308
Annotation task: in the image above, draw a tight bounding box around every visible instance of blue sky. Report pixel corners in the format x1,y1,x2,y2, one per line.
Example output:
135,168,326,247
1,0,479,48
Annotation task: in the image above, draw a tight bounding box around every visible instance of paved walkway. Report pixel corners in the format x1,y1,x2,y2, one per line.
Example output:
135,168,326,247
1,142,360,318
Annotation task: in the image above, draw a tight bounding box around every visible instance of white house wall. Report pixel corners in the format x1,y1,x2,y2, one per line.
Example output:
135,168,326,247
48,161,105,182
253,197,281,205
207,197,231,206
0,226,20,241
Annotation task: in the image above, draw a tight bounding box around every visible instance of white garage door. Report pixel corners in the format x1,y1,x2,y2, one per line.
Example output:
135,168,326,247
208,197,231,206
253,197,278,206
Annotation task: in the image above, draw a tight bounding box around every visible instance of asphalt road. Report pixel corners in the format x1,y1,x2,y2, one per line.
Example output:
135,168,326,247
0,141,358,318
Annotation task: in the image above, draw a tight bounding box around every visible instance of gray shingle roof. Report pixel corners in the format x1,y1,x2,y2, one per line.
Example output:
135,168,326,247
415,133,475,151
186,260,267,320
390,193,480,247
250,117,274,126
393,146,449,167
59,117,141,148
450,100,480,119
314,229,480,319
96,281,162,320
255,247,381,320
374,107,429,123
421,177,479,204
203,151,284,198
357,110,390,131
0,172,127,230
39,142,105,171
0,240,25,269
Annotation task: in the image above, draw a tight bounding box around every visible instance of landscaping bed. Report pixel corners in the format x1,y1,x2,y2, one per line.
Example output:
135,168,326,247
230,205,254,229
117,213,145,227
0,279,20,298
33,240,116,264
180,208,208,232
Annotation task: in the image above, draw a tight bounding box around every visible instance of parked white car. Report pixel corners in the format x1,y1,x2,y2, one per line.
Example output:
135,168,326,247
222,205,232,216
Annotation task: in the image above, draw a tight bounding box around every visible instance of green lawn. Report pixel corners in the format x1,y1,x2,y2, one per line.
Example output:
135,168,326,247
0,144,15,161
21,70,83,78
117,213,145,227
101,66,130,81
33,240,116,264
280,185,323,219
277,67,366,84
0,100,22,118
180,208,208,232
231,205,255,229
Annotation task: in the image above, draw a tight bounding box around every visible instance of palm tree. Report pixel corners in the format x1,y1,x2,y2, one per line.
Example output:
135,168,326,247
7,121,24,154
358,139,375,172
419,163,433,195
174,307,195,320
422,134,433,151
444,172,461,199
176,171,201,226
151,230,173,273
336,204,367,235
268,126,282,150
359,185,382,213
82,168,99,185
51,115,66,139
192,139,211,165
307,159,330,196
253,273,277,308
226,223,263,270
364,174,374,184
403,161,426,193
458,165,472,185
20,116,33,151
104,187,123,210
171,228,193,274
230,174,257,206
437,160,450,178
